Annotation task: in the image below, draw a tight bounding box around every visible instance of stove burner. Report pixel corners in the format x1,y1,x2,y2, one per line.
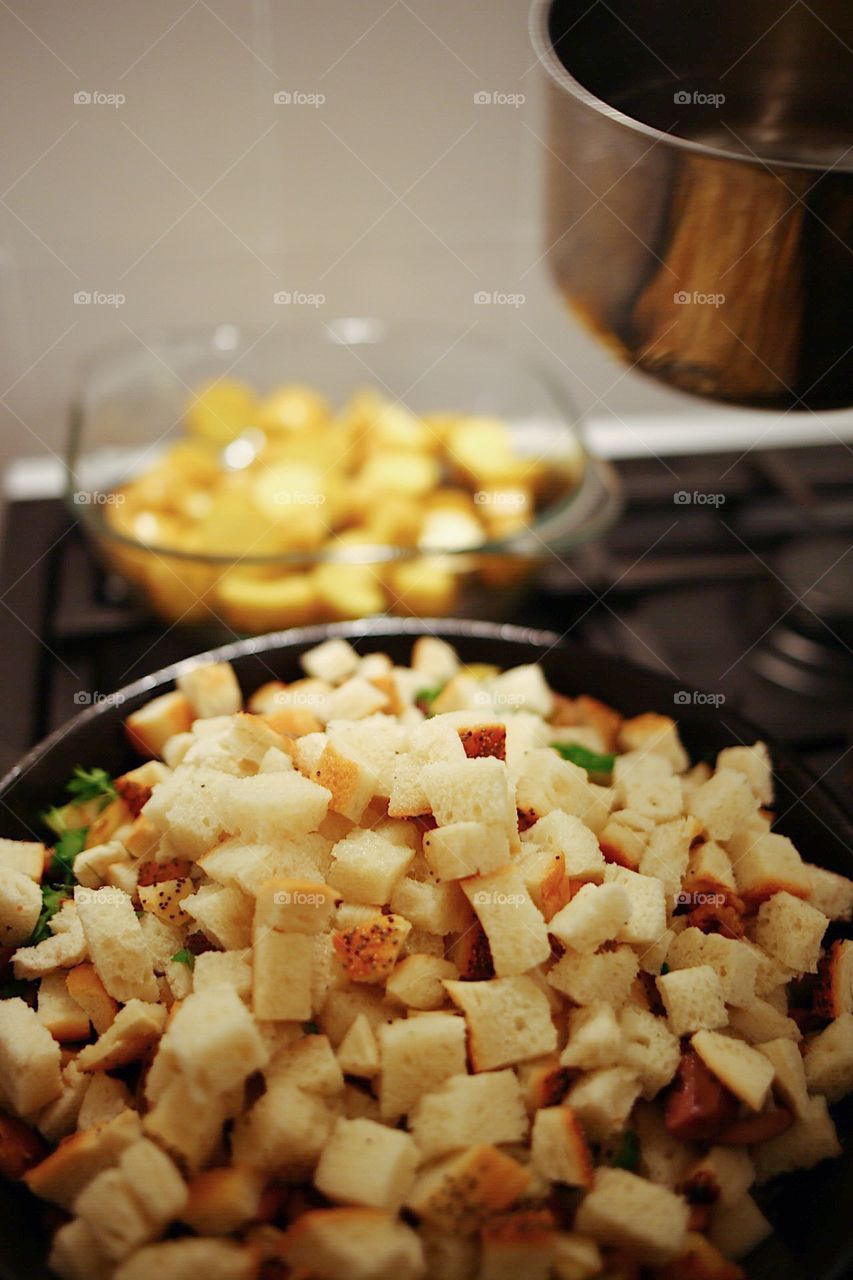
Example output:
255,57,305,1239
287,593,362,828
752,537,853,699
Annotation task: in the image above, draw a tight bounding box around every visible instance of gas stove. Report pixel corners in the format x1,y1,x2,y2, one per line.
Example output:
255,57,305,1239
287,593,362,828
1,441,851,810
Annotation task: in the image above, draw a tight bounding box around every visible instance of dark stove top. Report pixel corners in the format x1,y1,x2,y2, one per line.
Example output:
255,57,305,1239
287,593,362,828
1,442,851,810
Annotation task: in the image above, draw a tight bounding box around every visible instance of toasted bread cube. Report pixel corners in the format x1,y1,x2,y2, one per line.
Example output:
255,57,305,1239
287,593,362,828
74,886,158,1004
560,1002,624,1070
49,1217,113,1280
756,1038,810,1119
24,1109,141,1207
192,948,252,1000
422,820,510,880
657,966,728,1037
125,691,195,758
421,756,511,827
0,836,45,881
752,1094,841,1182
77,999,167,1072
685,838,737,897
754,890,828,974
603,865,667,945
183,883,254,951
117,1136,187,1226
180,1165,263,1235
521,810,606,881
73,1167,154,1260
728,832,811,903
574,1166,689,1265
620,712,689,772
406,1144,530,1233
478,1207,556,1280
814,938,853,1020
419,1231,478,1280
377,1012,467,1120
213,769,332,841
176,661,241,718
598,816,648,872
137,877,193,928
717,743,773,805
515,749,603,827
253,929,313,1020
254,876,340,933
324,676,389,722
167,984,268,1094
390,877,470,936
409,1069,528,1159
803,1012,853,1102
77,1073,132,1130
460,867,550,977
411,635,459,682
386,954,458,1010
687,769,755,842
0,866,43,946
327,829,413,905
282,1206,424,1280
728,999,800,1043
667,929,759,1009
36,972,90,1042
113,1239,257,1280
548,882,631,953
311,739,379,823
0,997,63,1116
548,946,639,1008
709,1195,772,1261
802,862,853,920
302,637,360,683
531,1105,593,1187
691,1030,775,1111
314,1116,420,1210
337,1012,381,1077
566,1066,642,1140
334,912,411,984
444,975,557,1071
639,816,701,901
550,1233,603,1280
620,1006,680,1098
230,1074,334,1176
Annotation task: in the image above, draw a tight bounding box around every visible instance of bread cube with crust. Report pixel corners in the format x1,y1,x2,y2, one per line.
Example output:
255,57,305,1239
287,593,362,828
548,881,631,953
444,975,557,1071
752,1094,841,1182
687,768,755,842
566,1066,642,1140
521,810,605,882
0,866,43,945
574,1166,689,1264
302,636,360,683
478,1207,557,1279
182,884,253,951
0,836,45,881
77,999,167,1072
336,1012,381,1077
77,1073,131,1130
666,929,759,1009
709,1195,772,1261
619,712,689,772
406,1144,530,1233
728,831,811,903
531,1105,593,1187
598,816,648,872
550,1233,603,1280
802,862,853,921
514,846,573,921
73,1167,155,1260
231,1077,335,1177
717,743,773,805
727,999,800,1043
377,1012,466,1120
691,1030,775,1111
254,929,313,1020
548,946,639,1008
605,865,667,945
515,750,599,828
192,948,252,1001
757,1038,810,1119
25,1109,142,1208
657,966,728,1037
0,997,62,1117
282,1207,425,1280
36,971,90,1042
328,829,413,905
72,887,157,1003
311,739,379,823
48,1217,113,1280
385,954,458,1010
684,839,737,897
117,1136,188,1227
314,1117,420,1210
324,676,389,722
13,901,87,980
125,691,195,759
254,875,339,933
166,984,268,1096
422,820,509,880
213,769,332,842
754,890,827,974
803,1013,853,1102
620,1006,680,1098
461,866,550,976
334,912,411,984
421,755,511,829
418,1231,478,1280
113,1239,257,1280
180,1165,263,1236
409,1069,528,1159
639,816,701,902
140,766,228,859
390,877,470,936
560,1002,624,1070
176,661,241,718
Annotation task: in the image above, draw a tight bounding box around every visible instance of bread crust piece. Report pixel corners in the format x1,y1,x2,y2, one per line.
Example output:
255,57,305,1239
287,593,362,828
531,1105,594,1187
77,1000,167,1072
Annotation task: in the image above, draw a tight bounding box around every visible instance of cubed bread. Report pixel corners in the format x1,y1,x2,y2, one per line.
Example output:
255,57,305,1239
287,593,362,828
0,996,63,1116
265,1033,344,1097
311,739,379,823
616,774,683,825
314,1116,420,1209
717,743,773,805
324,676,389,722
639,816,700,901
531,1105,593,1187
182,884,254,951
377,1012,467,1120
176,661,242,718
803,1013,853,1102
0,836,45,881
574,1166,689,1264
409,1069,528,1159
166,984,268,1095
756,1037,810,1119
406,1144,530,1233
619,712,689,772
389,878,470,936
117,1136,187,1226
336,1012,381,1077
113,1239,257,1280
461,867,550,976
550,1233,603,1280
36,971,90,1042
212,769,332,841
282,1207,425,1280
619,1006,680,1098
657,966,728,1037
385,954,458,1010
302,637,360,683
25,1109,142,1208
180,1165,263,1235
230,1075,335,1176
754,890,828,973
727,999,800,1044
547,947,639,1008
684,839,737,897
709,1195,772,1261
604,865,667,945
77,999,167,1072
125,691,195,759
327,829,414,905
192,948,252,1000
444,975,557,1071
814,938,853,1019
802,862,853,921
411,635,459,682
74,839,131,891
421,756,511,827
515,750,599,828
73,1165,156,1260
254,875,339,934
728,832,811,903
0,866,43,945
565,1066,642,1141
521,810,605,881
48,1217,113,1280
683,1146,755,1209
752,1094,841,1182
334,912,412,984
478,1207,556,1280
686,769,755,842
74,887,158,1003
560,1002,624,1070
598,816,648,872
13,901,88,980
423,820,510,880
666,929,759,1009
547,882,631,953
137,877,193,928
691,1030,775,1111
77,1073,132,1130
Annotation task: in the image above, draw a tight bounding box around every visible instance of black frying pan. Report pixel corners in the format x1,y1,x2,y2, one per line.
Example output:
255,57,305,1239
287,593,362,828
1,619,851,1280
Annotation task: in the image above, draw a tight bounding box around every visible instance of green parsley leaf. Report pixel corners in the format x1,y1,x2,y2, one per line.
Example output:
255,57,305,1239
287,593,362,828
171,949,195,971
302,1020,320,1036
550,742,616,781
41,805,68,837
660,962,670,976
49,828,87,884
29,885,73,947
65,765,117,805
415,685,445,715
612,1128,640,1172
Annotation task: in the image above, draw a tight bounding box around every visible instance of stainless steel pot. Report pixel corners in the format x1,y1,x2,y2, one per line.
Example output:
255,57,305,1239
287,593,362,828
530,0,853,410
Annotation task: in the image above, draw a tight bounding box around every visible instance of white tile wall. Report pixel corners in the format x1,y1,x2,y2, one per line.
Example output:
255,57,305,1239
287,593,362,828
0,0,842,486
